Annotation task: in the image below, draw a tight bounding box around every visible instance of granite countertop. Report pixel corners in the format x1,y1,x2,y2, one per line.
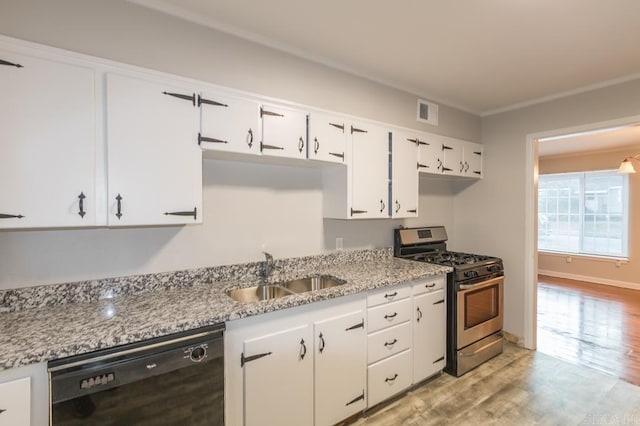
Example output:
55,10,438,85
0,249,451,372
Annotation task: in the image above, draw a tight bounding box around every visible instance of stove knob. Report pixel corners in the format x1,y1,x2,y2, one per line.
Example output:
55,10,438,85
190,346,207,362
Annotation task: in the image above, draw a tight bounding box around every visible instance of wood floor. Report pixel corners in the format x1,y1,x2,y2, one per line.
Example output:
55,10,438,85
354,343,640,425
537,275,640,386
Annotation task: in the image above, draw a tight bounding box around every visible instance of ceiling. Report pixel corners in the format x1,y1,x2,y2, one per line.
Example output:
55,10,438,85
131,0,640,116
538,125,640,157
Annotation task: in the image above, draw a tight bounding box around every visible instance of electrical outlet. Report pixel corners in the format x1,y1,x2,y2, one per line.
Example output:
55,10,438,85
336,237,343,251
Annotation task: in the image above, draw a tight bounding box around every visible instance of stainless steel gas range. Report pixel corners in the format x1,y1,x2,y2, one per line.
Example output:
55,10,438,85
394,226,504,376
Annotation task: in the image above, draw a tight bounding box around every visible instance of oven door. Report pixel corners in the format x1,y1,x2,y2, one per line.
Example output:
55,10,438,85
456,275,503,349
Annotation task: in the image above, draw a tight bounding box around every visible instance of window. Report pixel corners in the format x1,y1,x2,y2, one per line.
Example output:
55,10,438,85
538,170,628,258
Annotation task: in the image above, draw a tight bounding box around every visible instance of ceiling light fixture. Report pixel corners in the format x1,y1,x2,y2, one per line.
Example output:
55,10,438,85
618,154,640,174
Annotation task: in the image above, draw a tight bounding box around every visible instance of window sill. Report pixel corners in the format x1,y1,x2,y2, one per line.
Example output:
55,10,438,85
538,250,629,264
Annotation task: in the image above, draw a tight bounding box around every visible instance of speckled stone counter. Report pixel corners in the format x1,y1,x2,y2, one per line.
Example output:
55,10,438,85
0,249,450,371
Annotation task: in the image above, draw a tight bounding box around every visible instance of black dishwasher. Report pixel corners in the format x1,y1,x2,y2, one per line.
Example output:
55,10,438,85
48,324,224,425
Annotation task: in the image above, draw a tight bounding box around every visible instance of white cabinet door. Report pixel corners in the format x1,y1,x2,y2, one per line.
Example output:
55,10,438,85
314,310,366,426
350,121,389,218
413,289,446,383
106,73,202,226
440,136,464,176
417,132,442,175
308,111,347,164
463,141,483,178
260,104,307,160
0,377,30,426
0,51,96,229
199,90,260,155
243,324,313,426
391,130,418,218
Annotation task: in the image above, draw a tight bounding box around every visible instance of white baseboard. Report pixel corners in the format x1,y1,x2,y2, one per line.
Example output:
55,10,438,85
538,269,640,291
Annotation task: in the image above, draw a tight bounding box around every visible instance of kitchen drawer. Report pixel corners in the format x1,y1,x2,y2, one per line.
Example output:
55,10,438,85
367,349,412,408
412,274,446,296
367,285,411,308
368,322,412,364
367,298,412,333
0,377,30,426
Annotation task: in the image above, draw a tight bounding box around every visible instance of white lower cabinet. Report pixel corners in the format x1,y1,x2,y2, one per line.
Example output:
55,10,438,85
413,289,446,383
225,295,366,426
243,324,314,426
0,377,30,426
367,349,413,408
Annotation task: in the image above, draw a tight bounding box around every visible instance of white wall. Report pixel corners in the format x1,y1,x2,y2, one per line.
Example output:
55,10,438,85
0,0,480,289
455,79,640,343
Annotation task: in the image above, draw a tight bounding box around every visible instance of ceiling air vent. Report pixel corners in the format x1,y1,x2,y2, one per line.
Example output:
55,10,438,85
417,99,438,126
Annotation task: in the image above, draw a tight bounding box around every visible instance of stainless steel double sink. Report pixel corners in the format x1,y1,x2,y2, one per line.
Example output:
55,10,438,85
227,275,345,303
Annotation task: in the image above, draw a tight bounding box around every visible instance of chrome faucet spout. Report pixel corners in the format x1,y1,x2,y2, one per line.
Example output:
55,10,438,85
261,251,275,282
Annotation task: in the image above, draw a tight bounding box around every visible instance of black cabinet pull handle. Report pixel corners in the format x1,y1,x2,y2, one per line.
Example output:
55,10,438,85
407,209,417,213
345,319,365,331
417,162,428,169
345,390,365,406
437,159,442,170
197,95,227,108
300,338,307,360
78,192,86,218
247,129,254,148
385,374,398,383
384,291,397,299
198,133,228,145
319,332,325,353
426,283,436,288
314,137,320,154
350,208,367,216
162,91,195,106
115,194,123,219
164,207,197,220
433,299,445,305
442,144,453,150
465,162,470,172
241,351,272,367
0,59,23,68
0,213,25,219
351,125,367,134
459,161,465,172
395,200,400,213
298,136,304,153
384,338,398,347
416,306,423,322
380,199,385,213
329,152,344,160
260,108,284,118
329,122,345,131
384,312,398,319
433,356,445,364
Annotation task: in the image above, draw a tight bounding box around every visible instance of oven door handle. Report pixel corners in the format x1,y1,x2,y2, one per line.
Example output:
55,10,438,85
458,275,503,291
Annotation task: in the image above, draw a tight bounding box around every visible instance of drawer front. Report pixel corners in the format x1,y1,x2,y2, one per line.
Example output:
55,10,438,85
367,285,411,308
367,298,412,333
368,322,412,364
0,377,30,426
412,274,446,296
367,350,412,408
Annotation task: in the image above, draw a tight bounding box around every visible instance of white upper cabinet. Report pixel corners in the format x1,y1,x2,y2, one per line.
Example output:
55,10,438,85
438,135,464,175
350,121,390,219
199,90,261,155
106,73,202,226
462,141,483,178
417,132,442,174
260,103,308,160
391,130,419,218
0,50,96,229
307,111,347,164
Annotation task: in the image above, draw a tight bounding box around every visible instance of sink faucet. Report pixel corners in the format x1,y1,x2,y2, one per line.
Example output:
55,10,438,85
261,251,275,282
